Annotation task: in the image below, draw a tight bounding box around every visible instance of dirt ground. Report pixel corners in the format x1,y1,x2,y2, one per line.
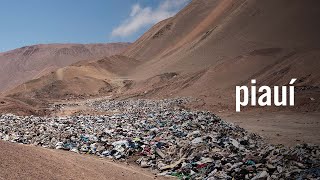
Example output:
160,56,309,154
0,140,169,180
221,111,320,146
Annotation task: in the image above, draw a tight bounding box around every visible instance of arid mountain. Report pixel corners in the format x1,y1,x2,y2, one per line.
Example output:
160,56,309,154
0,43,130,93
6,0,320,114
122,0,320,112
7,55,139,102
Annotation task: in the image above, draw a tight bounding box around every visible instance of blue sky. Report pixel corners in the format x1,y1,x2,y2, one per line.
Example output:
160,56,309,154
0,0,190,52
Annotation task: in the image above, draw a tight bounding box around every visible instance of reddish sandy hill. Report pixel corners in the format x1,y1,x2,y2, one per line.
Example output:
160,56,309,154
0,43,130,93
7,55,139,103
122,0,320,112
5,0,320,114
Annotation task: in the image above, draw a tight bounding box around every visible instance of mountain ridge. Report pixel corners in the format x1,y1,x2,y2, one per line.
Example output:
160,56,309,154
3,0,320,114
0,43,130,93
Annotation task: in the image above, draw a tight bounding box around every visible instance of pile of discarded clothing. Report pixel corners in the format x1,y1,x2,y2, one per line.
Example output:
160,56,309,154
0,98,319,179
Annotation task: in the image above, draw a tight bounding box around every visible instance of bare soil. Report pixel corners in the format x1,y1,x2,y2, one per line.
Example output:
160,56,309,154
0,140,168,180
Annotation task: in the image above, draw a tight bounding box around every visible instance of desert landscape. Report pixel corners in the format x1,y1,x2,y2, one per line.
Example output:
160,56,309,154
0,0,319,179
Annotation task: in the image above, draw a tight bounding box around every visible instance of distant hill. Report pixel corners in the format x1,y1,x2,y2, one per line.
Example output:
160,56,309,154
6,0,320,114
0,43,130,93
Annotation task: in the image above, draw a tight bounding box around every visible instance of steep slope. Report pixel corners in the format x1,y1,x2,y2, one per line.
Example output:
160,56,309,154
0,43,130,93
125,0,320,75
121,0,320,112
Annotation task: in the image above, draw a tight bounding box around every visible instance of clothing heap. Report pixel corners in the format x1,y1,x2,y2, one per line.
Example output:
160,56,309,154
0,98,319,179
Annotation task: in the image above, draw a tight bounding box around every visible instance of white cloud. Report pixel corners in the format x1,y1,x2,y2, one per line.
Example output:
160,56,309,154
111,0,190,38
130,4,141,17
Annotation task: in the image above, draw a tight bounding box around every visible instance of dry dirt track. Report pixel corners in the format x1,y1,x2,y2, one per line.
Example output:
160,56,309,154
0,141,168,180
